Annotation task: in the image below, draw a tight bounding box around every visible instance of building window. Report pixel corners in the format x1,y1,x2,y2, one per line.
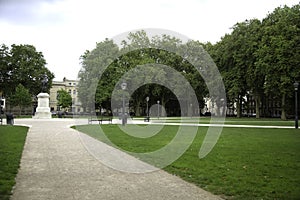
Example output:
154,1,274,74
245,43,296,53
73,83,76,86
73,90,76,95
68,89,71,94
69,83,72,86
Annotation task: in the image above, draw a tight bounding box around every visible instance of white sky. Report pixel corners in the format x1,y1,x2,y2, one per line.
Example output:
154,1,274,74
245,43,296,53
0,0,298,81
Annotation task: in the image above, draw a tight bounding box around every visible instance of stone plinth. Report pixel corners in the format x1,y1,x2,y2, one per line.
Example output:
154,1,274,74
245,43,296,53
33,93,51,119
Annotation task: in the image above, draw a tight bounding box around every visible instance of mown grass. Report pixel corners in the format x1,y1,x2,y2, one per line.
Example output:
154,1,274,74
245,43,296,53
145,117,297,126
75,124,300,199
0,126,28,200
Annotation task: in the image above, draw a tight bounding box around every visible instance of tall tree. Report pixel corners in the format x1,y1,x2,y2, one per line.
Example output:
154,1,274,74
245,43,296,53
229,19,264,118
210,33,245,117
0,44,54,98
10,84,32,116
244,19,264,118
78,39,120,112
0,44,13,96
256,4,300,120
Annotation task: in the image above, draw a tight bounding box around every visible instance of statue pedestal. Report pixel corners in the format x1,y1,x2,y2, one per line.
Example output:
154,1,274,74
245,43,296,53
33,93,51,119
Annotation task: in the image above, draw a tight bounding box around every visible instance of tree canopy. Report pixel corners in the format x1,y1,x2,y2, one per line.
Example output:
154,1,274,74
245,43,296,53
78,3,299,119
78,32,215,116
0,44,54,98
208,3,300,119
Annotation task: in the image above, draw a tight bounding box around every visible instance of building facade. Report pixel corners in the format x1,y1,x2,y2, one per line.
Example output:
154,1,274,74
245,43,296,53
49,77,83,113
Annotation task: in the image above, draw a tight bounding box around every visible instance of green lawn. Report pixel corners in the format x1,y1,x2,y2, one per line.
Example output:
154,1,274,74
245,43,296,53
75,124,300,200
141,117,297,126
0,126,28,200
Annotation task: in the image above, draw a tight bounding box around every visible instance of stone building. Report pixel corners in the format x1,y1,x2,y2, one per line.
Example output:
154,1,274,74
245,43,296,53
49,77,83,113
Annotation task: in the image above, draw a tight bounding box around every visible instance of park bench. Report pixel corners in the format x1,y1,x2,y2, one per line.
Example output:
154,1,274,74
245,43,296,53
144,116,150,122
88,116,112,124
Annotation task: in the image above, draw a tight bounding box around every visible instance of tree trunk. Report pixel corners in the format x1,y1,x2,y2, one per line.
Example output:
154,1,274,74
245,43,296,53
255,95,260,119
281,93,287,120
135,100,141,116
212,99,221,117
221,100,226,117
161,97,166,117
236,96,242,118
19,105,22,116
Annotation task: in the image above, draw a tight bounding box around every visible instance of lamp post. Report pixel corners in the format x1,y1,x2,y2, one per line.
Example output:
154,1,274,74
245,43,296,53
294,82,299,129
121,81,127,126
157,100,160,119
146,96,149,121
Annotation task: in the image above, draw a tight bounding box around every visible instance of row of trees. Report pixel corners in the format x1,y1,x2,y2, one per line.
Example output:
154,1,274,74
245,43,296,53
0,44,54,114
78,34,220,116
208,4,300,119
78,4,299,119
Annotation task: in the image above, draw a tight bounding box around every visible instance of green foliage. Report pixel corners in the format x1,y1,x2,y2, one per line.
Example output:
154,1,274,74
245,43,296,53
0,44,54,98
78,39,120,112
256,4,300,119
208,3,300,119
0,126,28,200
76,124,300,199
10,84,32,116
78,4,299,119
78,31,208,116
57,89,72,110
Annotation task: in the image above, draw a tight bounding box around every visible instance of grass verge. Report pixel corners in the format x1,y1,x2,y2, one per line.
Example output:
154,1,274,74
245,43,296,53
146,117,297,126
74,124,300,199
0,125,28,200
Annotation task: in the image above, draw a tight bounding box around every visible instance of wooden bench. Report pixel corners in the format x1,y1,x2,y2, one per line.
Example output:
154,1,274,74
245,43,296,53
88,116,112,124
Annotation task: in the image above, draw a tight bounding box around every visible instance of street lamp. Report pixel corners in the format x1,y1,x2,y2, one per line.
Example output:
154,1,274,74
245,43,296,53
157,100,160,119
146,96,149,121
294,82,299,129
121,81,127,126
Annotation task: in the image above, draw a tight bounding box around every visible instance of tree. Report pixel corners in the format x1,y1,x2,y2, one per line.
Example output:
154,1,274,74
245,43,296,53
124,31,209,116
78,31,211,117
243,19,264,118
209,33,246,117
256,4,300,120
0,44,54,98
208,3,299,119
79,30,224,117
0,44,13,96
78,39,120,112
228,19,263,118
57,89,72,111
10,84,32,116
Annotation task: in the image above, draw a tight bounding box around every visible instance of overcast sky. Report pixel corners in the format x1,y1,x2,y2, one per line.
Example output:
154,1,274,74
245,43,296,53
0,0,298,81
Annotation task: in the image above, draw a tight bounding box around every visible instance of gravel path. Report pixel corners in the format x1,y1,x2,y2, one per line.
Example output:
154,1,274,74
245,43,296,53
11,119,222,200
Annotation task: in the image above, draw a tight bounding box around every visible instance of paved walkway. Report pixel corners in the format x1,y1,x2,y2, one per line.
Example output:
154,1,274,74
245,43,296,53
11,119,222,200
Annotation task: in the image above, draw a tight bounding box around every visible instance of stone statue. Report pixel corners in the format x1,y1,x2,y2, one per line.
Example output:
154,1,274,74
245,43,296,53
41,73,48,93
34,73,51,119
